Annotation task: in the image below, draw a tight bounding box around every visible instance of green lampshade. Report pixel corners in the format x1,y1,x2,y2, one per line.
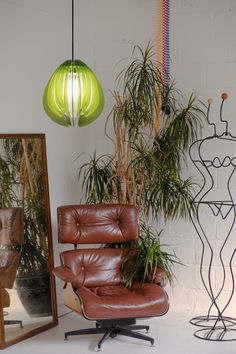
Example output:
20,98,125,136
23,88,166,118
43,60,104,127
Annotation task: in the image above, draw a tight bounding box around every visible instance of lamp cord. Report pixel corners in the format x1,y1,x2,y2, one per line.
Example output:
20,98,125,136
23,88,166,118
71,0,75,126
72,0,74,62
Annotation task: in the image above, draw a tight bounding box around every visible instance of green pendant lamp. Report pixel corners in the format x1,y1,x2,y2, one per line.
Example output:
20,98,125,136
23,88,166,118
43,0,104,127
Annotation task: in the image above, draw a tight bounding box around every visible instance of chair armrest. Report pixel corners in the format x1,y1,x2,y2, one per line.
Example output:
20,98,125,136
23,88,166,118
0,267,5,287
0,267,6,276
147,267,168,287
53,266,77,284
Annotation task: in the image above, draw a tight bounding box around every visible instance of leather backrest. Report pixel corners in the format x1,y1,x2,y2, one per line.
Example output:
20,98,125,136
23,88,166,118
60,248,123,287
58,204,138,244
0,208,24,245
0,208,24,291
0,250,21,288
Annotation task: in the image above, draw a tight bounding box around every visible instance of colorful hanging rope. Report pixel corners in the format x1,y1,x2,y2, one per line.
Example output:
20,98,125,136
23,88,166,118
158,0,170,86
156,0,170,133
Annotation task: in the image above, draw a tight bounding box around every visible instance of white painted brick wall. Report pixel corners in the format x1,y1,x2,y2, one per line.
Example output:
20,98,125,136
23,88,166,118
168,0,236,317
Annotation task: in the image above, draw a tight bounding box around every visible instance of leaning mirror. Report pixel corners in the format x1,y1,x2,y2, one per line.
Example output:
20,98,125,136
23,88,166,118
0,134,58,349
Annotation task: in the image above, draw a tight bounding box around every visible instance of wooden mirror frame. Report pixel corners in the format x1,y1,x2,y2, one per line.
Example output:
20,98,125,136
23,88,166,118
0,133,58,349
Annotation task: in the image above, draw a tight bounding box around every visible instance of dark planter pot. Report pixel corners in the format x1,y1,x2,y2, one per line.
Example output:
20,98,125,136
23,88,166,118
15,272,52,318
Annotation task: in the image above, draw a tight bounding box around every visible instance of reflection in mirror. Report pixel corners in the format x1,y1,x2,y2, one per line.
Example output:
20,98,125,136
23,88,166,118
0,134,58,349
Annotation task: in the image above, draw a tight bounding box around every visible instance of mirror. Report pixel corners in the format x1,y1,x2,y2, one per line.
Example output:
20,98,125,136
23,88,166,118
0,134,58,349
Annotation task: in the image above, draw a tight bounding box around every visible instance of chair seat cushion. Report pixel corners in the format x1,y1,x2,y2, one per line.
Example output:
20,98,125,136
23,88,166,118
76,281,169,320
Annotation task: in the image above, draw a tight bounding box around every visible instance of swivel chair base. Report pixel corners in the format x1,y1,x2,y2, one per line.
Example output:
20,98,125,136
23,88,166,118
64,318,154,349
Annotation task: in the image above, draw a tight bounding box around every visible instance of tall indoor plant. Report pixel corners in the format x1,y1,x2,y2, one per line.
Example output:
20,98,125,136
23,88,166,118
78,43,205,284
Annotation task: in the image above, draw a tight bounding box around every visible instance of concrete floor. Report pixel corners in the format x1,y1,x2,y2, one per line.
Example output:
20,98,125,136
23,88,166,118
3,310,236,354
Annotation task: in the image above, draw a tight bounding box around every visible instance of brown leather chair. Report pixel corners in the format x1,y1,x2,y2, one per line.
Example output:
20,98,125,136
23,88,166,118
0,208,24,327
53,204,169,349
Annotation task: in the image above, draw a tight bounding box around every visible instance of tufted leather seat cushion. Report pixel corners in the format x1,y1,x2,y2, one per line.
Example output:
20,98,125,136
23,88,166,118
77,282,168,320
56,246,169,320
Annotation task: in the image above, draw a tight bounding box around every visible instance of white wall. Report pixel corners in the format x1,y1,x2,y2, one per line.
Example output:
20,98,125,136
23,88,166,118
164,0,236,317
0,0,157,309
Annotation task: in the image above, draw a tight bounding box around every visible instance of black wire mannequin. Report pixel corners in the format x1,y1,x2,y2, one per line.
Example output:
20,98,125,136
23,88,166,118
189,93,236,341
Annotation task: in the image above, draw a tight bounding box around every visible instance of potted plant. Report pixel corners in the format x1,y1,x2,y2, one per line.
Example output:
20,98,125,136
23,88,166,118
77,43,205,284
121,223,179,288
0,137,52,317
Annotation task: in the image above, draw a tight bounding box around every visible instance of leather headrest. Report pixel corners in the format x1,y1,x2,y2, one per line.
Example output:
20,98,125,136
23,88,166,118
57,204,138,244
0,208,24,246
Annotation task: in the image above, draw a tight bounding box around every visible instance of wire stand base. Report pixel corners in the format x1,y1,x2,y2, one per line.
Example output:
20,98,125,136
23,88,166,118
190,315,236,341
190,315,236,328
193,327,236,341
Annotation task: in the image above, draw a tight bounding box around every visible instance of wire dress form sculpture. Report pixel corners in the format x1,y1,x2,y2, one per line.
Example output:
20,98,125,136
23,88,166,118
189,93,236,341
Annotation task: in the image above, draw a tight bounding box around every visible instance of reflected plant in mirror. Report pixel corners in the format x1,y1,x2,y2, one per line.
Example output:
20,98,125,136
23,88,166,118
0,134,57,349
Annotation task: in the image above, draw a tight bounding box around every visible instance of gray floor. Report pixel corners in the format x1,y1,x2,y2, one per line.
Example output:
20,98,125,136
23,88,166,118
3,310,236,353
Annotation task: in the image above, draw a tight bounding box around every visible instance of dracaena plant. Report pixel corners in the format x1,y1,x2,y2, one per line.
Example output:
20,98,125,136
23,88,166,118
121,223,181,288
77,43,205,284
